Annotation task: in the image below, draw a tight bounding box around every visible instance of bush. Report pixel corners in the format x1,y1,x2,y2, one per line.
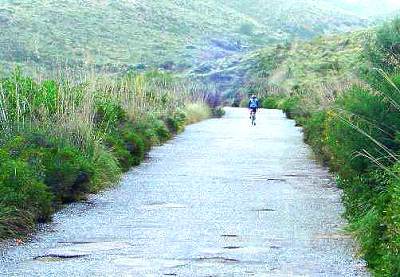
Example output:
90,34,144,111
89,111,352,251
165,110,187,133
133,120,163,150
42,145,94,203
184,102,211,124
261,95,284,109
95,99,126,130
89,145,121,192
152,119,171,142
212,106,225,118
302,111,329,160
365,18,400,73
0,206,35,239
122,128,145,166
271,73,400,275
324,85,400,176
0,68,211,241
279,96,301,119
0,148,53,223
239,98,249,108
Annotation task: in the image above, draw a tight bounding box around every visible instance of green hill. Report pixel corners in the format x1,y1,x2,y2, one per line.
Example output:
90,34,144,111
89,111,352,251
201,27,368,96
0,0,368,74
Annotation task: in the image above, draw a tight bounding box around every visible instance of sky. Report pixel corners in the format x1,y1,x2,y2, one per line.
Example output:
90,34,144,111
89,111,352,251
325,0,400,16
345,0,400,4
342,0,400,9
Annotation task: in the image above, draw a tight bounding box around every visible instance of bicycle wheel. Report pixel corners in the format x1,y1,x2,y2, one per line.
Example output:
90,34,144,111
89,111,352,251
251,114,256,126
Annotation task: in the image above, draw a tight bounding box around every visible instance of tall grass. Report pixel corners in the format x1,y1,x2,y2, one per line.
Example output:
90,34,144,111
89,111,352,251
263,67,400,277
256,18,400,276
0,68,220,240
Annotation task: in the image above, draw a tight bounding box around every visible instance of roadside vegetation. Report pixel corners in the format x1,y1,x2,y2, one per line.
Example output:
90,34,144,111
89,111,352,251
0,69,222,240
250,18,400,276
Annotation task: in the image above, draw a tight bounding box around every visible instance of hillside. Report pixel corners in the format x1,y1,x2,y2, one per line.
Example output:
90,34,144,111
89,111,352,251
192,29,367,96
0,0,368,75
257,32,365,90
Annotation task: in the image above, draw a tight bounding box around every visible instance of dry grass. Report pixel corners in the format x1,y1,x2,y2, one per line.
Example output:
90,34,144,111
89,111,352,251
0,70,209,149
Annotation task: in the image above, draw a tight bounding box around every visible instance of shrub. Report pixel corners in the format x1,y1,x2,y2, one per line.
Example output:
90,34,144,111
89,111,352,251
133,120,162,150
0,206,35,239
89,144,121,192
42,145,94,203
165,110,187,133
324,85,400,176
152,119,171,142
212,106,225,118
268,69,400,276
95,98,126,130
302,111,329,160
261,95,284,109
0,68,211,241
122,128,145,166
365,18,400,73
279,96,300,119
239,98,249,108
184,102,211,124
104,131,134,171
0,150,53,222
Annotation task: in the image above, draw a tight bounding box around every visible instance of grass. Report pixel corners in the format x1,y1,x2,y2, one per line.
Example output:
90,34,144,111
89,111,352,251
0,68,219,240
184,103,212,124
0,0,368,75
248,17,400,276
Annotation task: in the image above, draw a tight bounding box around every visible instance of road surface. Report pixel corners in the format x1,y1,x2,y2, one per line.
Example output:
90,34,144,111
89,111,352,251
0,108,369,276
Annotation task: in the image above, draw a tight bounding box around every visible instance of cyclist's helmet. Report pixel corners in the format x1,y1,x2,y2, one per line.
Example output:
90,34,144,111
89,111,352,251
251,94,257,98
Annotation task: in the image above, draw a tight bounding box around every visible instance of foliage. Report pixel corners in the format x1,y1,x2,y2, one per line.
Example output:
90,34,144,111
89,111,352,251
0,0,367,74
183,103,212,124
0,69,212,240
252,17,400,276
364,17,400,74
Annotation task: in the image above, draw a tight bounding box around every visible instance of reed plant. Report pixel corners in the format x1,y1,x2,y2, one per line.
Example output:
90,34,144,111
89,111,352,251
0,68,219,240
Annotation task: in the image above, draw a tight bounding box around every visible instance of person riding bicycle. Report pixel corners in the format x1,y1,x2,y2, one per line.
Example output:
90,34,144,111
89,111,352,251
248,94,260,117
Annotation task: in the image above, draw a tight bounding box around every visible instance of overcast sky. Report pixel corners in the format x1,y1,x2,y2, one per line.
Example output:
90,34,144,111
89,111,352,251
324,0,400,16
342,0,400,8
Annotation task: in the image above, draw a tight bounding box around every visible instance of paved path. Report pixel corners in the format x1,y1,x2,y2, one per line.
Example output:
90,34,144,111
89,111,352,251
0,108,368,276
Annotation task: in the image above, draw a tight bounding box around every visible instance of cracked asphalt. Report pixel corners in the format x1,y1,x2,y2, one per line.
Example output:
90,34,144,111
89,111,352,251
0,108,369,276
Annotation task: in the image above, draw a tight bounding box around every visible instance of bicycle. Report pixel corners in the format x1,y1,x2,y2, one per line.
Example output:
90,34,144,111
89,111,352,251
250,110,256,126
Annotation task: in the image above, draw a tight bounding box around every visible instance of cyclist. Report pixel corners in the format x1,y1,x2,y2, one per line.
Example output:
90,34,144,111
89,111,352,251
248,94,260,119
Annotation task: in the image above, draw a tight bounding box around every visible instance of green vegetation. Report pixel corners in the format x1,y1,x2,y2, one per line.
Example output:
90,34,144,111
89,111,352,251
0,0,367,74
0,69,221,240
251,18,400,275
